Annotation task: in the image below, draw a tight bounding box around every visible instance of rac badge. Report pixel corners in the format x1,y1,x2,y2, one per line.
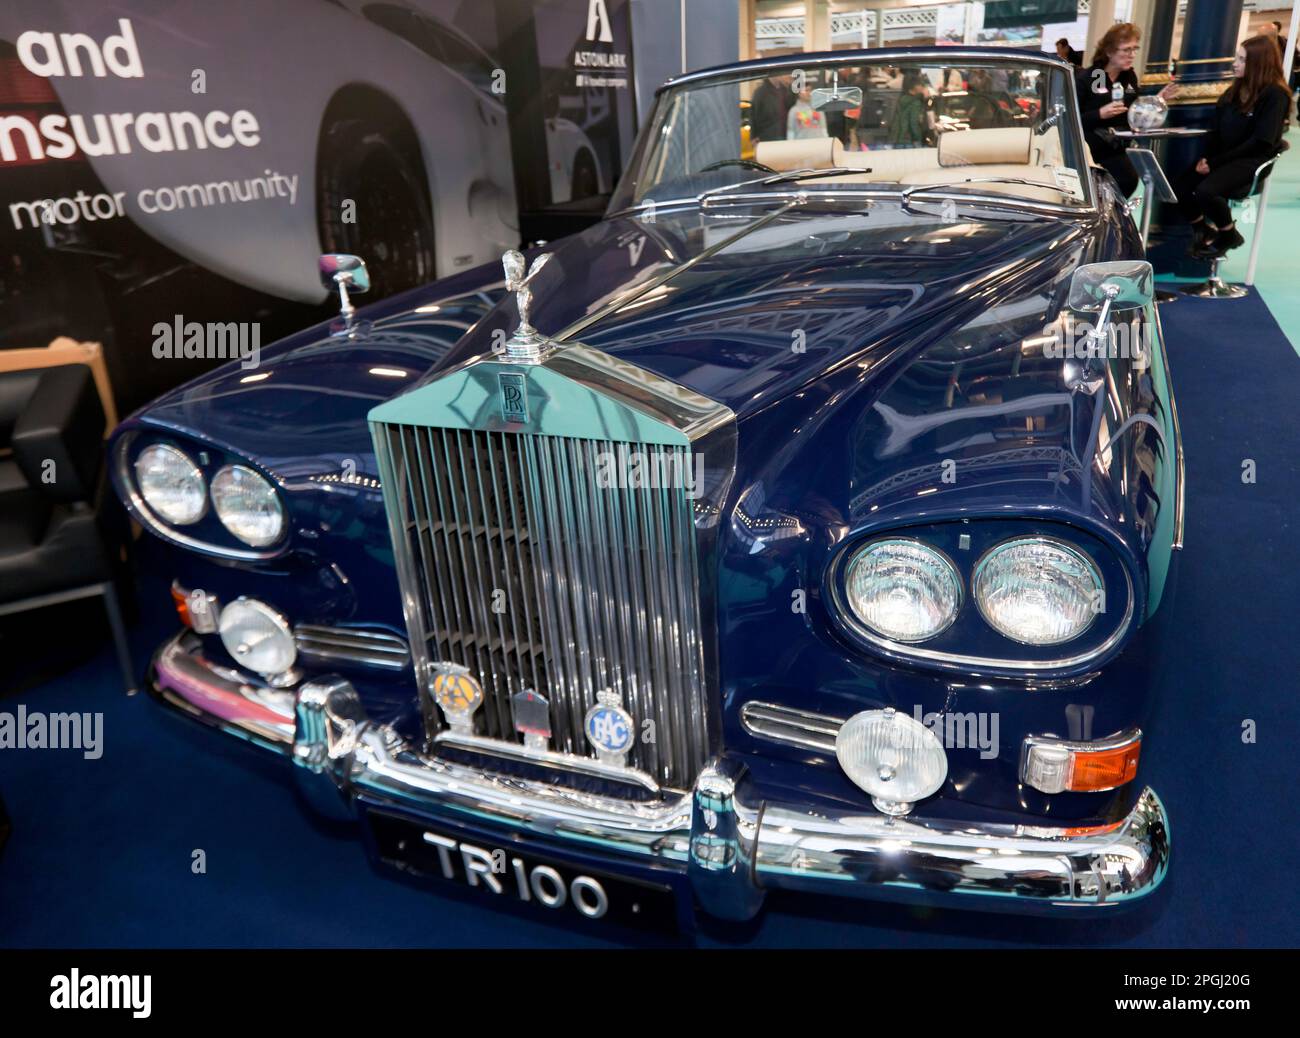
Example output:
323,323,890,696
584,689,635,768
431,662,483,734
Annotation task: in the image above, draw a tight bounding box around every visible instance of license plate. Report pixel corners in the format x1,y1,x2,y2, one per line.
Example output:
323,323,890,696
366,811,680,934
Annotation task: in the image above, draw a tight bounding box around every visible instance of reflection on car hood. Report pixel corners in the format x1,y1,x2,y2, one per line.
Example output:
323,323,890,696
438,199,1091,420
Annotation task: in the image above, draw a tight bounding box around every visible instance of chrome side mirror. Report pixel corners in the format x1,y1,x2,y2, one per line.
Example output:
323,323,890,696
1068,260,1153,313
1065,261,1154,394
319,253,370,317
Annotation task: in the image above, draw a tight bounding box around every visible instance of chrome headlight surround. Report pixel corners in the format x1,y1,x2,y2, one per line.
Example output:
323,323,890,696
210,464,286,548
972,536,1103,646
113,430,290,562
827,520,1137,678
840,538,962,643
133,443,207,526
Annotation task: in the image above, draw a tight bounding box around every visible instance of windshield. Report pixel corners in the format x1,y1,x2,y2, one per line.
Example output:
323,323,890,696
611,56,1091,211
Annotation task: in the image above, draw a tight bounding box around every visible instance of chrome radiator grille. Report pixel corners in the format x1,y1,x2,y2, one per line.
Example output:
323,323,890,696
374,423,709,789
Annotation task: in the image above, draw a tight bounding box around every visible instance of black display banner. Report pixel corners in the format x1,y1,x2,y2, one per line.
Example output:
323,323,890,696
983,1,1080,30
0,948,1288,1022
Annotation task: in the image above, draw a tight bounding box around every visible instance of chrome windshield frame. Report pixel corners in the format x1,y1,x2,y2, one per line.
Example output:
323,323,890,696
615,47,1096,214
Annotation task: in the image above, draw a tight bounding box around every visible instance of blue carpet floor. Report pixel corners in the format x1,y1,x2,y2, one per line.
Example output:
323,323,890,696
1,289,1298,947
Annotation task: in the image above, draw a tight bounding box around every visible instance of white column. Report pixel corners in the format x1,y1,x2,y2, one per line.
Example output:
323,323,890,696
1086,0,1119,62
804,0,831,52
1245,0,1299,286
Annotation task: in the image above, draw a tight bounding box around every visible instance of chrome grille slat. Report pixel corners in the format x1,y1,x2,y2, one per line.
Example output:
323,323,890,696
294,625,411,670
373,419,709,789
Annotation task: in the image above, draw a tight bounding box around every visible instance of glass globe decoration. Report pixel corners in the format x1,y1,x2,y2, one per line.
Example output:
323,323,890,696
1127,94,1168,132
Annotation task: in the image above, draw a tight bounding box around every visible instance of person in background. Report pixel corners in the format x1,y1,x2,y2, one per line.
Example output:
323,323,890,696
889,72,931,148
751,72,792,143
1270,20,1300,92
787,85,829,140
1175,36,1292,257
1075,23,1176,196
1055,37,1083,67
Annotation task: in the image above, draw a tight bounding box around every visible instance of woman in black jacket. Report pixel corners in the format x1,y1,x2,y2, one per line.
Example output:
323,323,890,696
1176,35,1292,257
1076,23,1175,196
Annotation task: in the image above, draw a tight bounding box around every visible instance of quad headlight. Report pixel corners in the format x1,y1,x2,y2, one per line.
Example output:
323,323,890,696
210,465,284,547
973,537,1102,646
134,444,206,525
842,538,961,643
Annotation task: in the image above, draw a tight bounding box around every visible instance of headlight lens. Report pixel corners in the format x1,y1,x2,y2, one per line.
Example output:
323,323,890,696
134,444,206,525
973,537,1102,645
218,598,296,676
836,708,948,813
843,539,961,643
210,465,284,547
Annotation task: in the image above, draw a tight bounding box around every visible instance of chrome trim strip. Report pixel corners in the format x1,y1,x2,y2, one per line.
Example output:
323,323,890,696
660,48,1076,92
432,730,662,794
293,625,411,671
1151,302,1186,550
740,701,843,753
609,187,1097,222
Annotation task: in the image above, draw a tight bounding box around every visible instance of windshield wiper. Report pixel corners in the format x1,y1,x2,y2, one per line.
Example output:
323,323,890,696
698,166,865,202
898,177,1071,212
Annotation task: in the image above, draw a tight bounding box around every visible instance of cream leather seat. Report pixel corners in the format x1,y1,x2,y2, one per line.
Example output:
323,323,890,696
752,127,1076,202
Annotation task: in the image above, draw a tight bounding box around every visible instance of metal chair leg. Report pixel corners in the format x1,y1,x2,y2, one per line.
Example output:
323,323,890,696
1183,256,1249,298
100,581,139,696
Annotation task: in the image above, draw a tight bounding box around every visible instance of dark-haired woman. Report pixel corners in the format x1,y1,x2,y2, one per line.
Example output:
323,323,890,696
1176,36,1291,257
1076,23,1175,196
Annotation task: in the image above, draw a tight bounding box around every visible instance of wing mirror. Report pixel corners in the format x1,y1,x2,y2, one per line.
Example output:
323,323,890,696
1068,261,1153,313
319,253,370,317
1064,261,1154,394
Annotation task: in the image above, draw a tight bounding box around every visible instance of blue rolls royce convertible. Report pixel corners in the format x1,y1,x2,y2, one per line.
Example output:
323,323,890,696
109,48,1179,930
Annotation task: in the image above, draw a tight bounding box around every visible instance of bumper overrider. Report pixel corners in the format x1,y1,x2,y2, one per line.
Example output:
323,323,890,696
152,633,1169,923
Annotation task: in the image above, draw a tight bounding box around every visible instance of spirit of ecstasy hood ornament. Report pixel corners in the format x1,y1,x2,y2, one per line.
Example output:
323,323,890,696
502,250,554,363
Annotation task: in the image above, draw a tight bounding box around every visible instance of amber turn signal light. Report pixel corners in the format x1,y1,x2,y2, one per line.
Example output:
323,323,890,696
1022,731,1141,794
170,583,220,634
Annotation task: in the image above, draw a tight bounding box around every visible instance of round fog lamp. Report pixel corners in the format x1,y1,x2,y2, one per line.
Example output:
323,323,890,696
218,598,296,677
836,708,948,815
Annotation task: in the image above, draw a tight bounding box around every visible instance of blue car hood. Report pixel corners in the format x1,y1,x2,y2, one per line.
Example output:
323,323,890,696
438,201,1092,421
133,200,1091,455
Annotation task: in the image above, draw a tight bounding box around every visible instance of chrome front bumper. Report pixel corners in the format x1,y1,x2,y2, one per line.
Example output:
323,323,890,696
151,633,1170,921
